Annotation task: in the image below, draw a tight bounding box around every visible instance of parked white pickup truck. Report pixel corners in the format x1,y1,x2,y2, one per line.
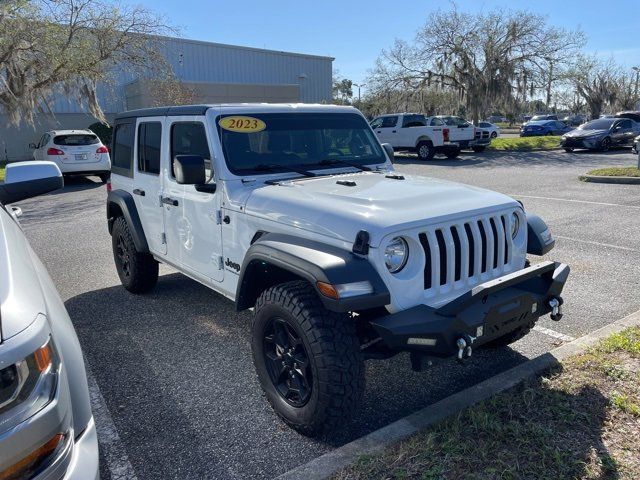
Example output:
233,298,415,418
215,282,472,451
370,114,490,160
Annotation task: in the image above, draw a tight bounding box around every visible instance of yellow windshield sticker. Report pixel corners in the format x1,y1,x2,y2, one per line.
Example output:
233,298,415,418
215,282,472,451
218,116,266,133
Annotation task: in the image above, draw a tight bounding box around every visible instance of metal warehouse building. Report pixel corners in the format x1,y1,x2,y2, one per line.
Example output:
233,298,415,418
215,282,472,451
1,36,333,161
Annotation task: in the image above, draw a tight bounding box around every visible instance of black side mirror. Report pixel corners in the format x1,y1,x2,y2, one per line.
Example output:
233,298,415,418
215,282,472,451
381,143,394,163
174,155,206,185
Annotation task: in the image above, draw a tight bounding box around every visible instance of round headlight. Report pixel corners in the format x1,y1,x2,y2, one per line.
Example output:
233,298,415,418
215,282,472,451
511,212,520,239
384,237,408,273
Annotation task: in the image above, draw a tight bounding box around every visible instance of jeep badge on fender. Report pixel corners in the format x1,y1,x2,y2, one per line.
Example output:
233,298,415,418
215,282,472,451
106,104,569,436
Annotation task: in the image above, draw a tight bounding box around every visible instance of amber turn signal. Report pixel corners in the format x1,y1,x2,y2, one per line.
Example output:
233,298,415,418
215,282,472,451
316,282,339,299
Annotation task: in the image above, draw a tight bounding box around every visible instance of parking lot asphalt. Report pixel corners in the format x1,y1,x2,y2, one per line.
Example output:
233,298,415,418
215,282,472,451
16,147,640,479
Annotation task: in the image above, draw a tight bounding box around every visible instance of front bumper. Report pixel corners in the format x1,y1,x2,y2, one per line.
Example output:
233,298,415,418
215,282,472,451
370,261,569,357
561,137,599,149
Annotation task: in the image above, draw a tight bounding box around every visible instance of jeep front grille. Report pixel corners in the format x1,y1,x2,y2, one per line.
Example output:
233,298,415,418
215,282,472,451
418,214,513,292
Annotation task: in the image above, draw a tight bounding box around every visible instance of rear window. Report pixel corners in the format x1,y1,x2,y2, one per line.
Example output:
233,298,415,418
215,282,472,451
54,134,99,146
112,123,134,176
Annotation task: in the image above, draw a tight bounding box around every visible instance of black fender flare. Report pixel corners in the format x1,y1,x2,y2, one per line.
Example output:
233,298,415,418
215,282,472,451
235,233,390,313
526,213,555,255
106,189,149,253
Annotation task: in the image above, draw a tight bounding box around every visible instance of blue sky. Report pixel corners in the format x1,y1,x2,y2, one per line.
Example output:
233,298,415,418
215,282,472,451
127,0,639,92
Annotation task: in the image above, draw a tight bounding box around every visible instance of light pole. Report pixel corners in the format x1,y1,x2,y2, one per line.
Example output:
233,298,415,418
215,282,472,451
633,67,640,104
353,83,366,106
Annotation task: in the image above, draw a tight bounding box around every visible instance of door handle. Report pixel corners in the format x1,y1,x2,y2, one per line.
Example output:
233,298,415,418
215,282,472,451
161,197,179,206
133,188,145,196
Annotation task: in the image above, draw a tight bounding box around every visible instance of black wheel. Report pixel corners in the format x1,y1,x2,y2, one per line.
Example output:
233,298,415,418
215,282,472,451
546,131,553,136
99,172,110,183
490,131,498,138
472,146,486,152
111,216,158,293
416,141,435,161
444,148,460,159
252,280,364,435
599,137,611,152
483,322,534,348
563,148,574,153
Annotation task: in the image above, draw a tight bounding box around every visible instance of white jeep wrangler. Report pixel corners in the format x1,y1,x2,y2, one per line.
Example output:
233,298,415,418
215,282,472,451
106,104,569,435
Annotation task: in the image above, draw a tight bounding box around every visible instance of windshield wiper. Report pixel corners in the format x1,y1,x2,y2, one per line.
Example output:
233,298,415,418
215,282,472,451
315,158,373,172
253,164,316,177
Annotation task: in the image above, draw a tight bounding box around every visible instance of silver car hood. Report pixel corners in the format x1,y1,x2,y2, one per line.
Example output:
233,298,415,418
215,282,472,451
0,209,46,341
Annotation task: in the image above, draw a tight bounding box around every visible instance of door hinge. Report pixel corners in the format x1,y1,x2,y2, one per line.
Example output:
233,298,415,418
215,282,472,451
215,210,222,225
161,233,167,244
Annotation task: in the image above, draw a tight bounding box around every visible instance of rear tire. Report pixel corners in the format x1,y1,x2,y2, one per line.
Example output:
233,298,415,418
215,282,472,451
99,172,110,183
416,141,435,161
563,148,574,153
444,148,461,159
111,216,158,293
472,146,486,153
251,280,364,436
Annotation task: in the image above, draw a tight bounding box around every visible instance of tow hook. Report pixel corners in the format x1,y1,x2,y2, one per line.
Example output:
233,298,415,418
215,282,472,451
549,297,563,321
456,334,476,363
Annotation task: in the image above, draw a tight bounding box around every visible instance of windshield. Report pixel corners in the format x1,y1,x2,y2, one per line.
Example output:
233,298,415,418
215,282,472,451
217,113,386,175
53,134,99,146
579,119,614,130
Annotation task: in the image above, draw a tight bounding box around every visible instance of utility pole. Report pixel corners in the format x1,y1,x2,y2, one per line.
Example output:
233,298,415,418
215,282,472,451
633,67,640,106
353,83,366,107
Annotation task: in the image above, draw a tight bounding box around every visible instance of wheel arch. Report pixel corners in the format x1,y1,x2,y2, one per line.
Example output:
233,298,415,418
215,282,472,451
235,233,390,313
415,136,434,148
107,189,149,253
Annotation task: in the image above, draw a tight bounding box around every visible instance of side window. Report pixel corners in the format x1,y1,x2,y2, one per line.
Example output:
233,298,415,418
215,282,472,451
402,115,426,128
137,122,162,175
170,122,213,181
619,119,632,129
430,117,445,126
370,117,383,129
112,123,134,176
39,134,47,147
380,116,398,128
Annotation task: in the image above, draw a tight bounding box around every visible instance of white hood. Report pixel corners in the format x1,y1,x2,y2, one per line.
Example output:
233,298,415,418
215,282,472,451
243,172,520,246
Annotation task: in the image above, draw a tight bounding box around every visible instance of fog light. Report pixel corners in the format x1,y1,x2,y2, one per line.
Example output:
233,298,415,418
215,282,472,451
407,337,437,346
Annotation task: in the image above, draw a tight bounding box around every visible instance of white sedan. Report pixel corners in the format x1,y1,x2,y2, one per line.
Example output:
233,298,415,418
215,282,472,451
30,129,111,182
477,121,501,138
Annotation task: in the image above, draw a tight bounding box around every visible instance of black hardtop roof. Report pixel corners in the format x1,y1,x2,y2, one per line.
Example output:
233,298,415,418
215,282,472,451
114,105,211,121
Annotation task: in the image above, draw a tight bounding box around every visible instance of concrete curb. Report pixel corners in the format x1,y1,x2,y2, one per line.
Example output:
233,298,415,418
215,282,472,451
276,309,640,480
579,174,640,184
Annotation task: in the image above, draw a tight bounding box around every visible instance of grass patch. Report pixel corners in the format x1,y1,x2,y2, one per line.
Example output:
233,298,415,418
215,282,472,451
487,136,561,151
0,166,4,181
335,327,640,480
587,167,640,177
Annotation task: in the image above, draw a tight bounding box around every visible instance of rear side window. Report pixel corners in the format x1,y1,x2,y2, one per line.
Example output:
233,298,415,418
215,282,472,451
112,123,134,176
170,122,212,180
402,115,426,128
137,123,162,175
430,117,445,126
54,134,99,146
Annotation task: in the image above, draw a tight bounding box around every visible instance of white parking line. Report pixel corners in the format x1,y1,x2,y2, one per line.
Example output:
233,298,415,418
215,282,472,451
510,194,640,209
555,235,640,253
86,364,138,480
533,325,575,343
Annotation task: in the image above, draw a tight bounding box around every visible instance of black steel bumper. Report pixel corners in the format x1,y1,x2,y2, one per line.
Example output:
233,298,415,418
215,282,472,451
370,261,569,357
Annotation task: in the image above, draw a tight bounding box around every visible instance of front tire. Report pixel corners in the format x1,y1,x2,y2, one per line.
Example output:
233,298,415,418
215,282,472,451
251,280,364,436
483,322,533,348
599,137,611,152
111,216,158,293
472,146,486,152
490,131,498,138
416,141,435,161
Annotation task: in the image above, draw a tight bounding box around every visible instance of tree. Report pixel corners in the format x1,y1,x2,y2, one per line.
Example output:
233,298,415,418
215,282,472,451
570,57,624,118
332,72,353,105
0,0,172,125
369,7,585,122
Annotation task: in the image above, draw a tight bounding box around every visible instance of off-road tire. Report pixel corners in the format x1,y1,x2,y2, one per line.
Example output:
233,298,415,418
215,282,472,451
416,141,435,161
111,216,158,293
483,322,534,348
99,172,110,183
251,280,364,436
472,146,486,153
444,148,461,159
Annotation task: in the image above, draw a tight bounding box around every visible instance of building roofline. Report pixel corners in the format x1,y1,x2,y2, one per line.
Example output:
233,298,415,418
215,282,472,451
151,34,335,61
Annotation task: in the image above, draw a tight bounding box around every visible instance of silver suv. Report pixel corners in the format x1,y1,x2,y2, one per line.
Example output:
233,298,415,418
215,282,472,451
0,162,98,479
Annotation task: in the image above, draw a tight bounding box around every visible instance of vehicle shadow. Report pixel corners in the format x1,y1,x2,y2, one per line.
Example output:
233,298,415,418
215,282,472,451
64,272,560,478
52,175,105,195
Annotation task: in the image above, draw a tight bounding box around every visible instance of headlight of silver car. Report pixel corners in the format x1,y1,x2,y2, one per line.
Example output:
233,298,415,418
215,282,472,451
384,237,408,273
511,212,520,239
0,337,59,434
